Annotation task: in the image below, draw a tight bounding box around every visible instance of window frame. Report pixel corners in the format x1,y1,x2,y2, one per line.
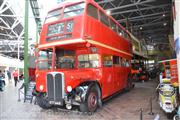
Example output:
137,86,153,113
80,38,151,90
45,8,62,23
55,49,75,69
38,49,53,70
99,11,110,27
87,3,98,20
113,56,121,66
63,2,85,18
102,55,113,67
78,54,100,68
110,19,117,33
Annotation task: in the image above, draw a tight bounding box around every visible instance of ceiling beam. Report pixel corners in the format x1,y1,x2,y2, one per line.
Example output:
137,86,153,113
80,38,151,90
0,32,18,38
111,4,170,16
0,0,12,14
96,0,115,4
126,15,170,23
107,0,155,11
118,11,170,22
0,51,24,53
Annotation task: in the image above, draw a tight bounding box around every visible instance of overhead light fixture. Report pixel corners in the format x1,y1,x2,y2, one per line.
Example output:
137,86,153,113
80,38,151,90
140,27,143,30
106,10,111,15
163,23,167,26
163,14,165,17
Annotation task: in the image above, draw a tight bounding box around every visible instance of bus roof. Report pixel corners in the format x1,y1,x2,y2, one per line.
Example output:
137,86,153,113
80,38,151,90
48,0,85,13
47,0,130,36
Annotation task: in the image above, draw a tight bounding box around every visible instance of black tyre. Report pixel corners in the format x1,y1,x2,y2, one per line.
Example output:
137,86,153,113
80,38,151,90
173,115,179,120
80,85,99,112
36,95,52,109
167,113,173,119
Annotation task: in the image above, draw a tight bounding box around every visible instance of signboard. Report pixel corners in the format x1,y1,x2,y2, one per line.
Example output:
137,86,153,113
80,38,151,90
24,81,36,103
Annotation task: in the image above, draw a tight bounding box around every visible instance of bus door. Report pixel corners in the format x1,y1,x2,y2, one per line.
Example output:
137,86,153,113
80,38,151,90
113,66,123,92
121,59,131,88
112,56,123,92
101,55,114,98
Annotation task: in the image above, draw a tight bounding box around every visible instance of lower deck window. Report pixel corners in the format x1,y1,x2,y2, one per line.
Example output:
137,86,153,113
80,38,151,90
102,55,113,67
78,54,99,68
38,49,53,70
56,49,75,69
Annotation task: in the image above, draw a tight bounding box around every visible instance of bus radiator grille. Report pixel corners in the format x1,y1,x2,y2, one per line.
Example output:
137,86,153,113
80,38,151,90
46,72,64,105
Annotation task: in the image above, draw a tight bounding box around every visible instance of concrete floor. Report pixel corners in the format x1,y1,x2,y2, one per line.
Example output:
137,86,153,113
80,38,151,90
0,79,170,120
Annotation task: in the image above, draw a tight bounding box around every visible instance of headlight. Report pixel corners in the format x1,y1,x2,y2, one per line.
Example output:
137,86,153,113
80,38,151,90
39,85,44,91
67,86,72,92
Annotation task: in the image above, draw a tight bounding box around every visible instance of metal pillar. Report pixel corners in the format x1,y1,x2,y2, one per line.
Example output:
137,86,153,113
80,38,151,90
24,0,29,92
174,0,180,95
36,24,38,44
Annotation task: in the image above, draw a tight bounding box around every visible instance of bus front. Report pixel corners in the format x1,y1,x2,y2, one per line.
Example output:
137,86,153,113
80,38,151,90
35,0,102,112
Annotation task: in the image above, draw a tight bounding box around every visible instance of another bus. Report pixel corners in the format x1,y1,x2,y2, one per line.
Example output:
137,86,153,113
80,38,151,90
159,59,178,86
35,0,132,112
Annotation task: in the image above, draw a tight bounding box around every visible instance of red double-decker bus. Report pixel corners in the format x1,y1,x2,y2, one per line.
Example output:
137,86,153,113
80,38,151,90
35,0,132,112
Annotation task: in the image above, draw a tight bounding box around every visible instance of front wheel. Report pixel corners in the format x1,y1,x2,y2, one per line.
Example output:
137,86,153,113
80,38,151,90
36,95,52,109
79,85,99,112
173,115,179,120
167,113,173,119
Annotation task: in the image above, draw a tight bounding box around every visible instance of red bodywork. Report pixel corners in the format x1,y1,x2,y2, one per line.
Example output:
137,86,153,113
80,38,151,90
159,59,178,85
29,68,36,81
36,0,132,99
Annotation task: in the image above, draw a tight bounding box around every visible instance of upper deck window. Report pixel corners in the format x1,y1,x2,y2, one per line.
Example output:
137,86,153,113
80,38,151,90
100,11,109,27
110,20,117,33
87,4,98,20
64,2,85,18
45,9,62,23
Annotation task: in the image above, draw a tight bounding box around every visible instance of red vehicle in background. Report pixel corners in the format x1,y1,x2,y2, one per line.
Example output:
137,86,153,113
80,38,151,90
159,59,178,86
35,0,132,112
131,55,149,82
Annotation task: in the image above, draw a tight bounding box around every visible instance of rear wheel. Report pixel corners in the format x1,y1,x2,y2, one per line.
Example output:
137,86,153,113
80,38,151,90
36,95,52,109
80,85,99,112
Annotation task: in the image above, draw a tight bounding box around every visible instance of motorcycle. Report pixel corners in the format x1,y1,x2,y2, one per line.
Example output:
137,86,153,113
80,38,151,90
157,82,178,119
0,75,5,91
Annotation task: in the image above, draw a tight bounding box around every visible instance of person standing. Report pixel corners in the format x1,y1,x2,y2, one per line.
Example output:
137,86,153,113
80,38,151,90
13,70,18,87
7,70,11,82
